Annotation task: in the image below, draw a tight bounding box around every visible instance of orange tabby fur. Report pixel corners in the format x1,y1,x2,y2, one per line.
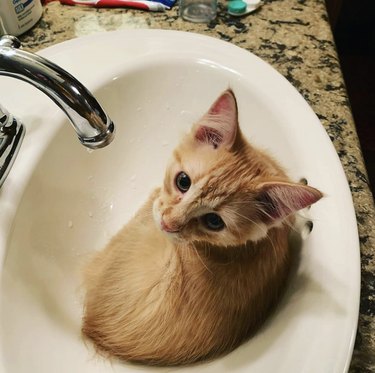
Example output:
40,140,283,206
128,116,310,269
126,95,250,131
82,90,322,366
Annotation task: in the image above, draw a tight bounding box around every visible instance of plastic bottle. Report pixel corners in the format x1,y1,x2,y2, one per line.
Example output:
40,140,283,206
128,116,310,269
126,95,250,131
0,0,43,36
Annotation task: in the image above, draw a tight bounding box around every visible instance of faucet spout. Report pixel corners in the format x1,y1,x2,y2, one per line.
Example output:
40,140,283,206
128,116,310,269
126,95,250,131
0,35,115,149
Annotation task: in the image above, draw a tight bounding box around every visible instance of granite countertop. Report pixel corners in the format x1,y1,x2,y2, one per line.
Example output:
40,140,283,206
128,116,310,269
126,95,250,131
17,0,375,371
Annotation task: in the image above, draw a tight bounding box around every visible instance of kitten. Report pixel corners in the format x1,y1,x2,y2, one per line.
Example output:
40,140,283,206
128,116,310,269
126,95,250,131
82,89,322,366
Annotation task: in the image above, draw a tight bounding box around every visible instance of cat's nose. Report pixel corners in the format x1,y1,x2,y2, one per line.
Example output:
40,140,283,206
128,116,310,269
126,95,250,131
161,219,180,233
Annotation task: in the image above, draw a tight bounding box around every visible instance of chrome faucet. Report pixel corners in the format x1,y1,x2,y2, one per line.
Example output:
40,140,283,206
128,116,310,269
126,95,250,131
0,35,115,187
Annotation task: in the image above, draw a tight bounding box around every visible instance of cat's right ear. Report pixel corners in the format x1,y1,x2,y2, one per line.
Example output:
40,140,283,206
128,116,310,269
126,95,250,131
256,181,323,223
193,89,239,150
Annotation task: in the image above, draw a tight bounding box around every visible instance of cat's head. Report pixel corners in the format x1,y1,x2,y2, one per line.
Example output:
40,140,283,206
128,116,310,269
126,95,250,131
153,89,322,246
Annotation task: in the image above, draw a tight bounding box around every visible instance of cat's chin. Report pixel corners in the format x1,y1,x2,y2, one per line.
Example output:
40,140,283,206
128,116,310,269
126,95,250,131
162,231,186,244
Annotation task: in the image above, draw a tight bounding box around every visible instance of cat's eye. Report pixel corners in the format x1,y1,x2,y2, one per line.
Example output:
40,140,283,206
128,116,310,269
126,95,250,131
202,213,225,231
175,172,191,193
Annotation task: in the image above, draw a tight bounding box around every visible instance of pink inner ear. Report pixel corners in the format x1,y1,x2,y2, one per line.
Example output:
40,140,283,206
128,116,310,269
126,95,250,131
194,90,238,149
209,93,232,116
194,126,223,149
257,183,323,221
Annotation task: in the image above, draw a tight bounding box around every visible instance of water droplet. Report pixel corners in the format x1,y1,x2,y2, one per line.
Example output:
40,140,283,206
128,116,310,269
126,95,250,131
162,141,169,147
100,200,113,212
68,220,73,228
88,175,94,181
86,148,94,154
130,175,136,181
88,211,93,217
136,107,142,112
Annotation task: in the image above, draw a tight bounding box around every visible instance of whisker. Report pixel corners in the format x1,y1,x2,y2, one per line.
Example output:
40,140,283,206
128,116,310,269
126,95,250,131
192,244,212,274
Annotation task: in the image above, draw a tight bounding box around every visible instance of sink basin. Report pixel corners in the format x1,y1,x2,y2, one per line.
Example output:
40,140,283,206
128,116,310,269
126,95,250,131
0,30,359,373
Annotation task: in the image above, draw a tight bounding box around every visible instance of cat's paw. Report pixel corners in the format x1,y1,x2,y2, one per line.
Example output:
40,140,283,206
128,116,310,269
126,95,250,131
305,220,313,233
293,213,314,240
299,177,308,185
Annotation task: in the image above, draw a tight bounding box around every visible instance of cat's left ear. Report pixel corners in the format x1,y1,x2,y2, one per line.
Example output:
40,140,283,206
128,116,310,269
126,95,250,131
256,181,323,222
193,89,239,150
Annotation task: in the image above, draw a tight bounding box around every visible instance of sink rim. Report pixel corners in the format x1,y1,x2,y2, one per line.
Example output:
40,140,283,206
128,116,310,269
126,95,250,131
0,29,360,373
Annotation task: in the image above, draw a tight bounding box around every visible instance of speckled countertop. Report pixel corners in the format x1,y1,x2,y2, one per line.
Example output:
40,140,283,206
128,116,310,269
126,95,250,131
17,0,375,371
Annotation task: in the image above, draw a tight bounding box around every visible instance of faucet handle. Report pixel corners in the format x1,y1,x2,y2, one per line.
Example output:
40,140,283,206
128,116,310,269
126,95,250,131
0,104,25,187
0,103,12,127
0,106,8,124
0,35,21,49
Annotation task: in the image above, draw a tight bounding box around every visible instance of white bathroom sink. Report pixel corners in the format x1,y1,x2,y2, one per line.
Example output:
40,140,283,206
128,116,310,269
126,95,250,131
0,30,359,373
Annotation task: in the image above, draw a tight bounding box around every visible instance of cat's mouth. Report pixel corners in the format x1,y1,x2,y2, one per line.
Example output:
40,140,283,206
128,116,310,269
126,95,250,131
158,217,185,240
160,219,180,234
158,219,185,242
152,198,182,237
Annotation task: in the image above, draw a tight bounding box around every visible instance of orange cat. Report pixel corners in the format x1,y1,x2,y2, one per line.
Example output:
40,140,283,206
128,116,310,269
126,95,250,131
82,89,322,366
